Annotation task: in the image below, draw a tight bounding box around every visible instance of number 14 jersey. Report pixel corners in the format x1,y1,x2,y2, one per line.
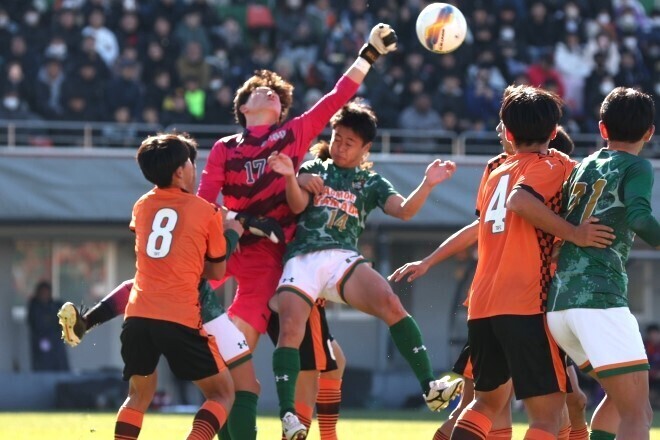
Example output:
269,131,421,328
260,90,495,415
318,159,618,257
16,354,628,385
468,151,574,320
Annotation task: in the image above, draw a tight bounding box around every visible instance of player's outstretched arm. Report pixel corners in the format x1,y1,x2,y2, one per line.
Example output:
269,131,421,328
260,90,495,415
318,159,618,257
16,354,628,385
268,152,310,214
389,220,478,283
345,23,398,84
384,159,456,220
507,188,616,248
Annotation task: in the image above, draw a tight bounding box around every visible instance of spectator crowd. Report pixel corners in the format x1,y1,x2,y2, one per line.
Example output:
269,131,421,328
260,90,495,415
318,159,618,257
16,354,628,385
1,0,660,143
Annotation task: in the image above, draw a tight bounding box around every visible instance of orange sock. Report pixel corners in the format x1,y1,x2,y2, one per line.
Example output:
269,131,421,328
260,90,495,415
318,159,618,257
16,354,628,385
187,400,227,440
434,428,451,440
524,428,556,440
317,378,341,440
487,427,513,439
295,401,313,430
115,406,143,440
569,426,589,440
452,409,493,440
558,424,571,440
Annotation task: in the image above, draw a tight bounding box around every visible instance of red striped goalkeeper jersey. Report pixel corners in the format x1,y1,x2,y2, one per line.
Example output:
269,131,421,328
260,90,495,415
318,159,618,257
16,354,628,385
197,75,360,246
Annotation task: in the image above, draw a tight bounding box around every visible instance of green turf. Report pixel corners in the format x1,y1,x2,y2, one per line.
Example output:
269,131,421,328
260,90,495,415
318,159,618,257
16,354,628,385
0,410,658,439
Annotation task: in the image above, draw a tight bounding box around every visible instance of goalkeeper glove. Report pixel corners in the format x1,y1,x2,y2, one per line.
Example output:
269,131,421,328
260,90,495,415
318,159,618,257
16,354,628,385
228,211,285,244
359,23,398,64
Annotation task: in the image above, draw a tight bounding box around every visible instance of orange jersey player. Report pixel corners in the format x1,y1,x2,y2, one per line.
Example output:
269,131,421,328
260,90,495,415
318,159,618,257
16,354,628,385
115,133,242,440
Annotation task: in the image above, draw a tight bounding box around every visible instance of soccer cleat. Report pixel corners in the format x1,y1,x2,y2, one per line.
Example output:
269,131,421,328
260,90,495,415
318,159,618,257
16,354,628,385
57,302,87,347
424,375,464,412
281,411,307,440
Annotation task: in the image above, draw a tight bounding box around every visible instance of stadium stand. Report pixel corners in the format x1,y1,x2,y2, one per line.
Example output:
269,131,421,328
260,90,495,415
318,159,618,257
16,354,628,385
0,0,659,157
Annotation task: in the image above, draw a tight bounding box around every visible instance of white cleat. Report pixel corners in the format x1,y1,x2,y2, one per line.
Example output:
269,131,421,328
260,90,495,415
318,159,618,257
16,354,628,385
57,302,86,347
424,375,464,411
281,411,307,440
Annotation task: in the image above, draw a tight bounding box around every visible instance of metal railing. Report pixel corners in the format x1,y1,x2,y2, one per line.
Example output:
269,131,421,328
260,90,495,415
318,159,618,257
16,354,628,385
2,119,659,158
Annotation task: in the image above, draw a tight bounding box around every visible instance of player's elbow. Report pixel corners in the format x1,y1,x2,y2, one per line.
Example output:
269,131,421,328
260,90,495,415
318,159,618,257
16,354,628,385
291,203,306,215
505,188,526,214
204,261,227,280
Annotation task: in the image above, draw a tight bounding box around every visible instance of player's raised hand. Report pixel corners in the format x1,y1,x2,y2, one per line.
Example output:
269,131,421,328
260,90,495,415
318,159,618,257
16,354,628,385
571,217,615,248
424,159,456,187
388,260,430,283
267,151,295,177
359,23,397,64
298,173,324,195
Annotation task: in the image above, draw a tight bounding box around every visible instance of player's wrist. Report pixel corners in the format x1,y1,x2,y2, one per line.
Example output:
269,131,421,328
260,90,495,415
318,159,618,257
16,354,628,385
358,44,380,65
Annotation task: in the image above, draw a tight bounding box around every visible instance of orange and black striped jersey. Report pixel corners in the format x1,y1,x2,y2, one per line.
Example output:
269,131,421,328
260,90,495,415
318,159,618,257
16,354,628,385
126,187,226,329
468,150,574,320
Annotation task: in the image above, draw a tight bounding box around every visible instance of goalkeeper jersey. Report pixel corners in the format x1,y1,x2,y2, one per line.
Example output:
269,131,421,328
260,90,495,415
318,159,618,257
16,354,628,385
548,149,660,311
284,158,399,262
197,75,360,247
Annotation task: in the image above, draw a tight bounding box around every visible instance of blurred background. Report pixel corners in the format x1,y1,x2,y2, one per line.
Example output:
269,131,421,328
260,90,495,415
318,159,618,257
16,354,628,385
0,0,658,414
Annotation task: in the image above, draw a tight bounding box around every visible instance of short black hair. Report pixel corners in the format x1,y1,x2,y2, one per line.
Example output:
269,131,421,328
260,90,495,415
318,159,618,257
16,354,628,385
549,125,574,155
600,87,655,143
136,133,196,187
330,99,378,144
500,85,563,146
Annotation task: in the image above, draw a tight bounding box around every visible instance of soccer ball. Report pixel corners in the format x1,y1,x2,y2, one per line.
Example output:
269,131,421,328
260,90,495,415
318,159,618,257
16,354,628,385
416,3,467,54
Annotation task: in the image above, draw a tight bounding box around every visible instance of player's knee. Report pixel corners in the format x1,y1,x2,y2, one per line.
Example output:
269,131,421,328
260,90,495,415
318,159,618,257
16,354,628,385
382,291,406,320
278,315,306,346
566,390,587,414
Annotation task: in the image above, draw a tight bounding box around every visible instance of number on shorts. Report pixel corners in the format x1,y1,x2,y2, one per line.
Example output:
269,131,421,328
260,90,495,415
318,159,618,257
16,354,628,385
146,208,178,258
484,175,510,233
566,179,607,222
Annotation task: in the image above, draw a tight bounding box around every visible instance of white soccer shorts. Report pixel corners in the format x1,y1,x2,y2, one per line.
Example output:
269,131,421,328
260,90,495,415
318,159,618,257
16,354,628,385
203,313,252,368
547,307,649,378
277,249,367,305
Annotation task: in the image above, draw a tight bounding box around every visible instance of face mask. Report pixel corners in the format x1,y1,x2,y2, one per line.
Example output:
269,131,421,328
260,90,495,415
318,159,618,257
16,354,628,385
655,83,660,96
25,12,39,25
623,37,637,50
0,16,8,27
209,79,222,90
597,13,610,25
4,97,19,110
566,6,579,19
48,44,67,57
600,81,614,95
500,27,515,41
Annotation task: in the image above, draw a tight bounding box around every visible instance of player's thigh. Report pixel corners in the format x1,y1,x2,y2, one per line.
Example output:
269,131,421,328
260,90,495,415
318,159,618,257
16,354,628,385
494,314,570,400
452,342,474,381
228,241,284,335
567,307,649,379
598,370,652,417
468,317,510,395
341,262,406,323
154,321,227,382
547,310,590,370
203,313,252,369
194,366,235,404
299,305,338,373
120,317,162,381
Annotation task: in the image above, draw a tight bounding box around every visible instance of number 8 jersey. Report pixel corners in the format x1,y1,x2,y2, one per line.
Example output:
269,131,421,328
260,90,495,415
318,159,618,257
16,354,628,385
126,187,227,329
468,151,574,320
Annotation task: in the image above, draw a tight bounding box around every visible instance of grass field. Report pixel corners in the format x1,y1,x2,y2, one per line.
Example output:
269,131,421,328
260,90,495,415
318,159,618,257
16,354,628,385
1,410,659,439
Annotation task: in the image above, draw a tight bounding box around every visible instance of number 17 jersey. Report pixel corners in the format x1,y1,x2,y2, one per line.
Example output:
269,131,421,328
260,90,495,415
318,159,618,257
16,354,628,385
468,151,574,320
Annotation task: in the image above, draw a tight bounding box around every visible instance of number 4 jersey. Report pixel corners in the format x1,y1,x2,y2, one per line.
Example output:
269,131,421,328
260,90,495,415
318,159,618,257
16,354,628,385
283,158,398,262
127,187,226,328
468,151,575,320
548,149,660,312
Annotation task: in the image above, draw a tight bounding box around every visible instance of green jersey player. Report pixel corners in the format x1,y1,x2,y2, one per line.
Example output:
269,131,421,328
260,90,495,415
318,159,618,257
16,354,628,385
547,87,660,440
266,99,464,437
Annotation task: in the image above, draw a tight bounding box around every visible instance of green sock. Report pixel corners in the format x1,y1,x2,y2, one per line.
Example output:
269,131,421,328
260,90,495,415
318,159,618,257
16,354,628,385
273,347,301,418
590,430,616,440
389,316,435,394
221,391,258,440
